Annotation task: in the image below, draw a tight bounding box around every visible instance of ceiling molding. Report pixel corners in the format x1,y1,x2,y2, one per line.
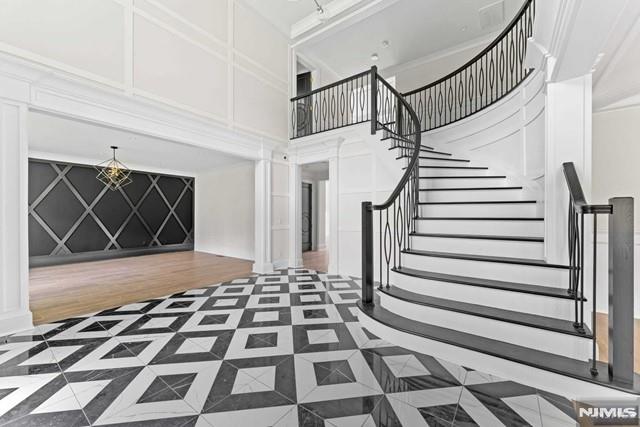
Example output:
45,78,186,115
592,2,640,92
0,53,284,159
292,0,401,47
290,0,368,39
595,92,640,113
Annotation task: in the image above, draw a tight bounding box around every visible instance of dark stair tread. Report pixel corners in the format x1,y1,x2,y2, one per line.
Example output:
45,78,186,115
415,216,543,220
392,266,579,299
390,146,452,156
357,301,640,395
409,232,543,242
397,155,469,162
418,200,536,205
420,156,470,162
381,285,590,337
404,166,489,170
419,186,522,192
420,175,506,179
402,248,571,269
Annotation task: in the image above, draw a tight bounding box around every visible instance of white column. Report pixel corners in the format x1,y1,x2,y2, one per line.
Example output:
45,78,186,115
0,99,32,335
253,149,274,274
328,152,340,274
288,157,303,268
544,74,593,264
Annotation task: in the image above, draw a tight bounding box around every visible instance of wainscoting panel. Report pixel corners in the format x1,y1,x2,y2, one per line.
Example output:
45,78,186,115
28,158,194,266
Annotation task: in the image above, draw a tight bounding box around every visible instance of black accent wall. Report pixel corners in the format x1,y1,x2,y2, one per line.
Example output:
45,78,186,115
28,159,194,267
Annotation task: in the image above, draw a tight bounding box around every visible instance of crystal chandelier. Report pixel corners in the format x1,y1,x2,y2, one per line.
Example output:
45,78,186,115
95,146,132,190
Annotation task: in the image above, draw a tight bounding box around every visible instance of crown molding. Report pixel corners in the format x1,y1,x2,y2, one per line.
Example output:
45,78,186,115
0,53,284,161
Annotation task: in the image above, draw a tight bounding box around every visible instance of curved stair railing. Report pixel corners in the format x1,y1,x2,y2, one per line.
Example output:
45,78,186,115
403,0,535,132
362,68,422,303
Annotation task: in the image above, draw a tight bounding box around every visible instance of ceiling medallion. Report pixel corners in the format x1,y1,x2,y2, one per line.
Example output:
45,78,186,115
95,146,132,191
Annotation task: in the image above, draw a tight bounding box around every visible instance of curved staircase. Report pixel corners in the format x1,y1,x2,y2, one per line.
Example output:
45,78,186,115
290,0,640,397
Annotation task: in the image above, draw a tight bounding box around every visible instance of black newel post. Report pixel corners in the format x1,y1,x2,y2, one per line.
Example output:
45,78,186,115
608,197,634,383
370,66,378,135
362,201,374,305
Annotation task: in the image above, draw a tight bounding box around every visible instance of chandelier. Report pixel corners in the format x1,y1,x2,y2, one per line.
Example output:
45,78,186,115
95,146,132,190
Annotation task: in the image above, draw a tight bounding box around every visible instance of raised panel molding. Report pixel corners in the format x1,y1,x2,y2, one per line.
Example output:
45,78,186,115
0,0,288,143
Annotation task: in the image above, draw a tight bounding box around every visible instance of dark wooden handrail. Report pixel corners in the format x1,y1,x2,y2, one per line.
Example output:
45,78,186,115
373,76,421,211
562,162,613,214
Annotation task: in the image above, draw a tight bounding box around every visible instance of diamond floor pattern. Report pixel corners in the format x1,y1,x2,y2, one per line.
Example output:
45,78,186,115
0,269,579,426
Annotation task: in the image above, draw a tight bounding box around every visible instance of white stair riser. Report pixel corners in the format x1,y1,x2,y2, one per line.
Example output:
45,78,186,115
419,203,538,217
421,151,453,159
409,236,544,259
415,219,544,237
358,312,627,400
420,189,523,202
421,177,507,188
380,293,590,359
418,168,490,177
390,271,575,321
420,159,471,166
401,252,569,287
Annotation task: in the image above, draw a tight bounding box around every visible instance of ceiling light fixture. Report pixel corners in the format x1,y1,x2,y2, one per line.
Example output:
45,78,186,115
371,53,379,61
95,146,132,191
381,40,390,48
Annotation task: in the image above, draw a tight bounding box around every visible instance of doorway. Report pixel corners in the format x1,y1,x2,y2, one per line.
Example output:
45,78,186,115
300,162,329,272
301,182,312,252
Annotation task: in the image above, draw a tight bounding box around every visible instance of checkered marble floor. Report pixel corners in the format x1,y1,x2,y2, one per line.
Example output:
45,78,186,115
0,269,579,426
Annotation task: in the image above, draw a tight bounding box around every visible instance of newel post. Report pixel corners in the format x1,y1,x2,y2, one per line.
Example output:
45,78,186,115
370,66,378,136
362,201,374,304
608,197,634,383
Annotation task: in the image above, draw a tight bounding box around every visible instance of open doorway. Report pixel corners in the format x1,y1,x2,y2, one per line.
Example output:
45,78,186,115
300,161,329,272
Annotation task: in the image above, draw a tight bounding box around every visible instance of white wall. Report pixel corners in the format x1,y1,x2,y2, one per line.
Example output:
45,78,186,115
592,106,640,229
422,70,546,198
271,160,289,268
0,0,289,142
195,161,255,260
317,180,328,249
592,106,640,316
390,42,484,94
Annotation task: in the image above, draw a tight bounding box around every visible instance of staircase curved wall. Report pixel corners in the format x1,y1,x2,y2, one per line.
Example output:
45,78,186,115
421,69,545,203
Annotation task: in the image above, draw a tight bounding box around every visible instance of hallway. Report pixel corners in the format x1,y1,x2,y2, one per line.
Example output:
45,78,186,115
302,249,328,273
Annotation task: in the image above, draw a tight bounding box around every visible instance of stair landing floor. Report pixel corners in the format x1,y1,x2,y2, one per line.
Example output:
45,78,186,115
0,269,578,426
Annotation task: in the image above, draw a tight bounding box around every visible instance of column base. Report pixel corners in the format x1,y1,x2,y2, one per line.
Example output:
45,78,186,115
0,309,33,338
252,262,274,274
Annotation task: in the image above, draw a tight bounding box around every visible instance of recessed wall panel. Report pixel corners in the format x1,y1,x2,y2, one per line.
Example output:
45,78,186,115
233,2,288,79
134,14,227,118
0,0,124,82
151,0,228,43
234,67,287,139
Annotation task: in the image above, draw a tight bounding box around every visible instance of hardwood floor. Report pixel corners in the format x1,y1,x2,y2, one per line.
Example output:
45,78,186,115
303,249,328,272
595,312,640,373
29,251,253,325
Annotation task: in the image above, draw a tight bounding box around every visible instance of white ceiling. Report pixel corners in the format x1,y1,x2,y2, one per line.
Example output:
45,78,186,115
242,0,329,35
296,0,524,78
592,3,640,111
28,112,248,175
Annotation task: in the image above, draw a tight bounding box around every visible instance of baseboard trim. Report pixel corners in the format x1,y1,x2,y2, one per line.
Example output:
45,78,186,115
0,309,33,338
30,244,194,268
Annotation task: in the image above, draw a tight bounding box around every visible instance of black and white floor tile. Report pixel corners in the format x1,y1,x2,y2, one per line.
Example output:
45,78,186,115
0,269,579,426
